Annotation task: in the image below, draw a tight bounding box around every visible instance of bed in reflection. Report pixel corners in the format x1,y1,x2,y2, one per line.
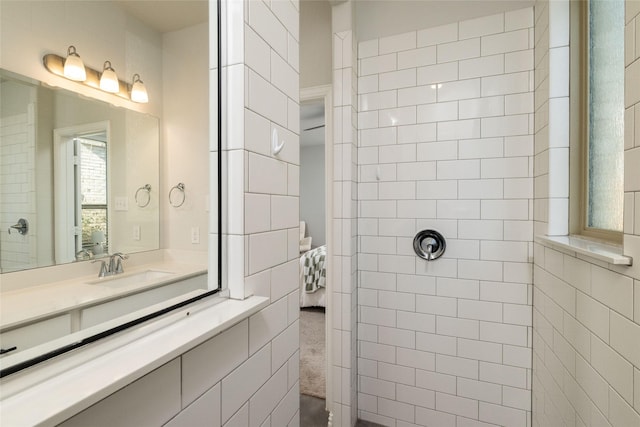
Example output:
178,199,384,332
299,222,327,308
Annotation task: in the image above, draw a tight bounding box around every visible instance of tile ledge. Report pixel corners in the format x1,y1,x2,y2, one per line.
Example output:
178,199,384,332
0,295,269,427
535,235,632,266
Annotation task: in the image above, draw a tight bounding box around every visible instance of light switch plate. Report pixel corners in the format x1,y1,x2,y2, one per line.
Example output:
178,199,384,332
191,226,200,244
115,197,128,211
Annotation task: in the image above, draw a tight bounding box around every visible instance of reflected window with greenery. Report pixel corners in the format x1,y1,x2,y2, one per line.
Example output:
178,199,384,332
78,134,108,255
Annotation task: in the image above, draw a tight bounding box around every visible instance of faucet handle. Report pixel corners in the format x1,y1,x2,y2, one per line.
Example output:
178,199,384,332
112,252,128,274
92,259,108,277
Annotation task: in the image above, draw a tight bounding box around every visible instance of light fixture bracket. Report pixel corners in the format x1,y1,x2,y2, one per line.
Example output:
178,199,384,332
43,53,139,102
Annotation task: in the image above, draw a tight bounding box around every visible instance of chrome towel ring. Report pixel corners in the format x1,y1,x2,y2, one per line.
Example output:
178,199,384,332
135,184,151,207
169,183,186,207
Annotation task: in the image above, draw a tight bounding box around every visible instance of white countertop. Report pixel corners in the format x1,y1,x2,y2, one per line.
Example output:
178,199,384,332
0,295,269,427
1,261,207,330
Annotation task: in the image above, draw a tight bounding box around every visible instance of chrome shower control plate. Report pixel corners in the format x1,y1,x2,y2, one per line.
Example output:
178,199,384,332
413,229,446,261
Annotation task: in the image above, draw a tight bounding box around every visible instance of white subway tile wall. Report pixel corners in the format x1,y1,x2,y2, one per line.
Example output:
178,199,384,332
357,9,535,426
223,0,301,425
332,27,359,426
0,111,37,271
532,1,640,427
59,319,301,427
533,0,570,237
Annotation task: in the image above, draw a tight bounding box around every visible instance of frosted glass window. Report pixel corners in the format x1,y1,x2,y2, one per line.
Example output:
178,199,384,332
586,0,624,232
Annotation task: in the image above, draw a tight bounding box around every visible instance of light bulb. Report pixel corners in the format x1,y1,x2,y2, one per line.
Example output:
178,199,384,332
99,61,120,93
130,74,148,103
63,46,86,81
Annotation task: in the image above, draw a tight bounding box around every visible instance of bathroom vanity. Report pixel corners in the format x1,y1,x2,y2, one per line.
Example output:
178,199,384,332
0,250,211,371
0,277,268,427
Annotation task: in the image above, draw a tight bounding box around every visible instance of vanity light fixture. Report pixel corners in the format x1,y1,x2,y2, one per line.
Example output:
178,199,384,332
43,49,149,103
99,61,120,93
63,46,86,81
130,74,148,103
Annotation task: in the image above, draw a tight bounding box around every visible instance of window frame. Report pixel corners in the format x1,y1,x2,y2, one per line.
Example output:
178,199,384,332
569,0,624,244
77,136,109,253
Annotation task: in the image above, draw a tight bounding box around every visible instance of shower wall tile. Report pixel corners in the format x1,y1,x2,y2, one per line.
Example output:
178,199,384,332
378,68,416,90
505,50,534,73
358,39,379,59
534,245,640,427
417,22,459,48
506,8,535,31
219,0,301,424
331,26,359,425
533,2,640,426
436,38,480,63
247,0,287,59
459,13,504,40
270,0,298,41
245,26,271,80
247,70,288,127
417,62,459,84
379,31,417,55
481,29,530,56
357,8,534,426
60,360,182,427
0,111,37,271
398,46,437,70
270,50,299,100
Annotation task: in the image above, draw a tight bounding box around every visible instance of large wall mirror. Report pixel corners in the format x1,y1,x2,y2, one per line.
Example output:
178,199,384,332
0,70,160,272
0,0,214,376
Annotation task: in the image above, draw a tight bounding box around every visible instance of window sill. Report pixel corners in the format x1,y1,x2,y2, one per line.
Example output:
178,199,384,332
535,235,632,266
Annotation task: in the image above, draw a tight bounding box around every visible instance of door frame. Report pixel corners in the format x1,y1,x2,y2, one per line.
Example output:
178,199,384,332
53,121,111,264
300,84,333,412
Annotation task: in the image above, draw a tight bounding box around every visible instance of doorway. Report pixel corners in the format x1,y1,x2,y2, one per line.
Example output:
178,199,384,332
53,121,111,264
299,85,333,423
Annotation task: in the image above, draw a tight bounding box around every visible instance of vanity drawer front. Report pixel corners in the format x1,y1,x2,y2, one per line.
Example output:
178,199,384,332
80,275,207,329
0,315,72,355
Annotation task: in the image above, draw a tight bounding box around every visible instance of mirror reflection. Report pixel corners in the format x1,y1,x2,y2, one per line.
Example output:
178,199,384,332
0,0,211,374
0,70,160,273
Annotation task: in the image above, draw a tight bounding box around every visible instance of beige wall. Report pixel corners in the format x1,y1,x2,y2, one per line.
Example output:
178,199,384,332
300,144,326,247
0,1,163,117
162,22,209,252
300,0,332,88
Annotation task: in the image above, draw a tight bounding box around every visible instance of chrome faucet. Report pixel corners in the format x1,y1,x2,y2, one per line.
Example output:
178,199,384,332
76,248,94,261
92,259,109,277
92,253,129,278
109,252,129,275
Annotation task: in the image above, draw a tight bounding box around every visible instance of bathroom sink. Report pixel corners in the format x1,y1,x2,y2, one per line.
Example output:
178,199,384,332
86,270,176,287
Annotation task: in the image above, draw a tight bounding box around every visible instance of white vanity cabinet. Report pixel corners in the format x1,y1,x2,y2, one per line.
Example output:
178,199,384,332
80,275,207,329
0,315,72,357
0,271,208,361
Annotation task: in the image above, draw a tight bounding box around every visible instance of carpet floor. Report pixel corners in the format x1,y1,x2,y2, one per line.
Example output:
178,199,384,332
298,308,385,426
300,307,325,399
